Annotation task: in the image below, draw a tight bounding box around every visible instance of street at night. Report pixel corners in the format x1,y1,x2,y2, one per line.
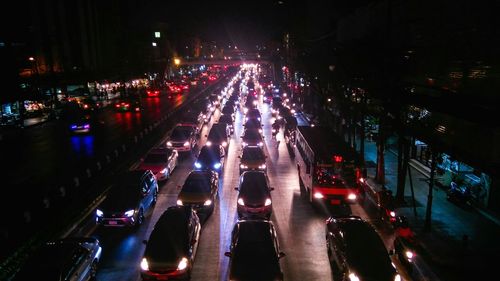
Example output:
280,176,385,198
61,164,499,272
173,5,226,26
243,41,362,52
1,1,500,281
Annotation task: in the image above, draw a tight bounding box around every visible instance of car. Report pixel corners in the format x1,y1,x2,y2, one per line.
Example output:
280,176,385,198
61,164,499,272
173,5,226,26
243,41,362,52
241,128,264,147
166,124,198,152
325,216,401,281
224,220,285,281
283,115,298,145
194,144,225,173
178,109,205,135
140,206,201,281
206,122,231,148
243,118,263,134
95,170,158,228
244,108,261,123
68,111,94,134
239,146,267,174
12,237,102,281
217,114,234,134
146,87,161,97
114,96,142,112
236,171,274,219
177,170,219,218
138,147,178,181
221,104,235,121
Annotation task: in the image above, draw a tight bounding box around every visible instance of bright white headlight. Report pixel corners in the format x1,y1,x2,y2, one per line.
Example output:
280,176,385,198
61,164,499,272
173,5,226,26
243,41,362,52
140,258,149,271
177,257,188,271
124,209,135,217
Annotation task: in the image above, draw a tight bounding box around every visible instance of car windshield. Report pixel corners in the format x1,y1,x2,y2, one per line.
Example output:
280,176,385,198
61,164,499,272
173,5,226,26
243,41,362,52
243,129,261,139
170,127,192,140
240,174,269,200
314,167,350,187
199,148,219,163
183,175,211,193
343,223,394,273
242,148,265,161
143,153,166,164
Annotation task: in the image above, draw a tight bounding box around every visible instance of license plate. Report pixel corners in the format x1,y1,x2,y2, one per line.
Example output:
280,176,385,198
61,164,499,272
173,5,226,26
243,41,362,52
108,221,117,225
330,199,341,205
157,276,169,280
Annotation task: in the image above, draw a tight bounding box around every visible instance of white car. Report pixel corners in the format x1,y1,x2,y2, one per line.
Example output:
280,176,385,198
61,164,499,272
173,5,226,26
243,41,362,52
138,147,178,181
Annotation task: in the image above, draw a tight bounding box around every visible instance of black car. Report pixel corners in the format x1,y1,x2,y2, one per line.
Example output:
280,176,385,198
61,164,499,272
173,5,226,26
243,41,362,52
225,220,285,281
194,144,225,173
221,104,235,122
325,216,401,281
166,124,198,152
206,122,231,148
12,237,102,281
140,206,201,281
236,171,273,219
241,128,264,148
177,170,219,217
244,108,261,123
114,96,142,112
243,118,263,134
96,170,158,228
218,114,234,134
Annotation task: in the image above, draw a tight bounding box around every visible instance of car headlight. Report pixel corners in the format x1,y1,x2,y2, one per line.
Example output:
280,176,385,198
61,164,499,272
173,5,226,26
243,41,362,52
194,162,202,169
176,199,183,206
258,142,263,147
204,199,212,206
96,209,103,217
183,141,190,147
206,141,212,146
160,168,168,174
166,141,173,147
313,192,324,199
242,142,248,147
213,163,222,169
237,198,245,206
240,164,248,169
264,198,272,206
140,258,149,271
124,209,135,217
348,273,360,281
347,193,357,200
259,164,266,169
177,257,189,271
222,141,228,147
405,250,414,260
394,274,401,281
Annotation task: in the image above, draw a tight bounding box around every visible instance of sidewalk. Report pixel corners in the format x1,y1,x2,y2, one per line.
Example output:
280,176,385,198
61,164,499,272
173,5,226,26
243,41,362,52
362,139,500,281
298,110,500,280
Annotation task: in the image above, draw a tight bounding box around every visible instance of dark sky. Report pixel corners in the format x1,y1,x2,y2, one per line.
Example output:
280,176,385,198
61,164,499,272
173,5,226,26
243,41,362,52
141,0,294,49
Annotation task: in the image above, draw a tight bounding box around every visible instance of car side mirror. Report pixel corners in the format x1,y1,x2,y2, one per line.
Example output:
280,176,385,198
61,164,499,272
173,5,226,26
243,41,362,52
224,252,232,258
238,155,241,158
388,249,395,255
205,134,208,137
278,252,286,259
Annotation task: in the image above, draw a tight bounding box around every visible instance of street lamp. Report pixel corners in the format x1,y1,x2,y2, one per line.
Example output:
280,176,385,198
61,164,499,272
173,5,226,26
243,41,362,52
174,58,181,66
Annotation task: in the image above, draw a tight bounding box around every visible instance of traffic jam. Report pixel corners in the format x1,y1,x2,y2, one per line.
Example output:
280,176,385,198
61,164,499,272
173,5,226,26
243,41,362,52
10,64,411,281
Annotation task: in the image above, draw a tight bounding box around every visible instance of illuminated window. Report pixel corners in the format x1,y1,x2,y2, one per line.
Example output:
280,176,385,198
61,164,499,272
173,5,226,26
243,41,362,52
154,32,160,38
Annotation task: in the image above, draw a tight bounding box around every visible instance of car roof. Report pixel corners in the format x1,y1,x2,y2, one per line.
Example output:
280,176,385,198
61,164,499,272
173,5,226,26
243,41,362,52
114,170,147,184
234,220,275,244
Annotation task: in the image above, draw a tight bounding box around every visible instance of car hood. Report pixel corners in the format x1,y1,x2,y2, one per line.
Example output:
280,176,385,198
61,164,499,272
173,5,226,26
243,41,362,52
178,192,211,204
99,193,140,212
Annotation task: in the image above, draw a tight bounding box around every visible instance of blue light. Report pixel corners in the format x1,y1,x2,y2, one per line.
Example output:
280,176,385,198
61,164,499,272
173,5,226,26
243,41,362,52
213,163,222,169
194,162,202,169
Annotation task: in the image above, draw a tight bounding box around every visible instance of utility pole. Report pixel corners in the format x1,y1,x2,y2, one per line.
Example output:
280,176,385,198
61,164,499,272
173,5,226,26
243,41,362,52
424,150,437,231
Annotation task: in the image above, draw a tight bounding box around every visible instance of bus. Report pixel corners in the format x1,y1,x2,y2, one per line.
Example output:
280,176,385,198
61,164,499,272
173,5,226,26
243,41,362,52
294,125,364,206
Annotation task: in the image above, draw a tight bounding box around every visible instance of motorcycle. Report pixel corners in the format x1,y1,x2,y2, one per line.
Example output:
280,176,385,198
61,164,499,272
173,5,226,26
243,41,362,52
393,236,416,274
377,190,397,227
446,181,472,206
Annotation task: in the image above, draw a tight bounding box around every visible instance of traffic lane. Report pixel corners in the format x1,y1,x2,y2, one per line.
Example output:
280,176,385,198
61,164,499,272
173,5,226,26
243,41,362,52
1,93,181,187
